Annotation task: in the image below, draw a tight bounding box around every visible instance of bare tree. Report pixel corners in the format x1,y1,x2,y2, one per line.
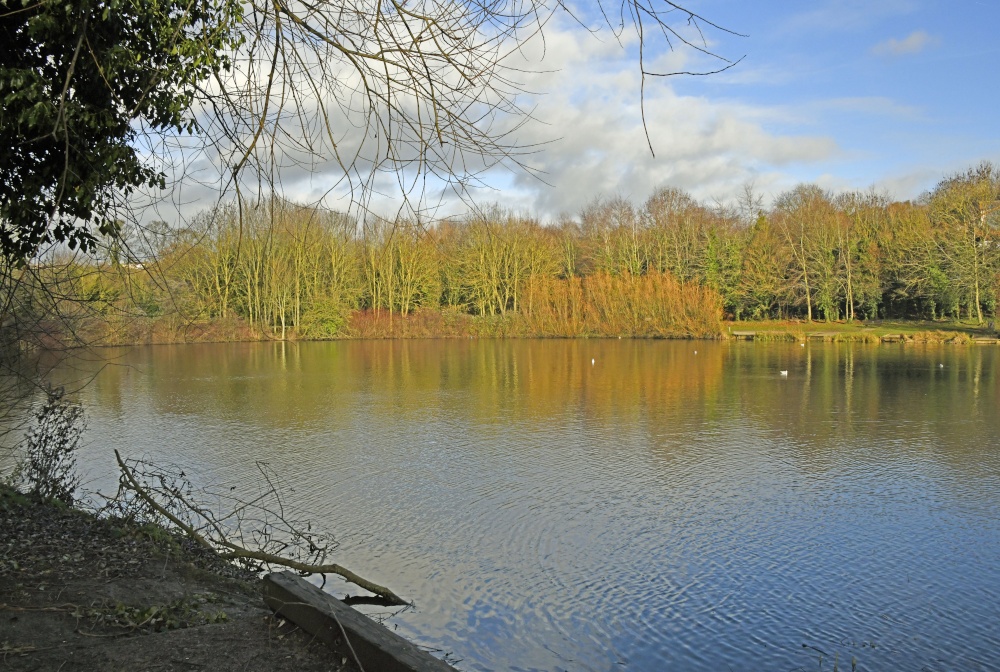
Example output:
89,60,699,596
187,0,743,222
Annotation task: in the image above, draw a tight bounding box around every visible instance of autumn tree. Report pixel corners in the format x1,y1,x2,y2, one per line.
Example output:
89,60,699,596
580,197,647,277
836,190,890,321
773,185,840,321
734,213,788,319
643,187,706,283
457,208,554,316
928,163,1000,323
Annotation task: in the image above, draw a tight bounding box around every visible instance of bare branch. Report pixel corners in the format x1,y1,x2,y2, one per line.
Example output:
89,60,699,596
112,450,409,606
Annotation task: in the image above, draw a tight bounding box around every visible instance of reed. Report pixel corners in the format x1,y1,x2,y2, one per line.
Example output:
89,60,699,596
346,308,484,339
523,271,723,338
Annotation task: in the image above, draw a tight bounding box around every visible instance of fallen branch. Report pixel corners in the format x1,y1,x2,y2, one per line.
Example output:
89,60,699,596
113,450,408,606
0,603,78,613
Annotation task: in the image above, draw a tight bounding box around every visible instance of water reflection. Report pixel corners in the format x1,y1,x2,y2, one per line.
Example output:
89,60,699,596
54,341,1000,672
74,340,726,428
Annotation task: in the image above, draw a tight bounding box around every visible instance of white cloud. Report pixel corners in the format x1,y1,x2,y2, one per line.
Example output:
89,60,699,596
871,30,940,57
155,12,883,223
447,19,841,217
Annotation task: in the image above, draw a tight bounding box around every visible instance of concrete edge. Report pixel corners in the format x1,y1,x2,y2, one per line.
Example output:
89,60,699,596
263,571,457,672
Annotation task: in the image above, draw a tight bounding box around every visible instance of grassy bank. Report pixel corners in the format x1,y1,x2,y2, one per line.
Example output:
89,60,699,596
724,319,998,343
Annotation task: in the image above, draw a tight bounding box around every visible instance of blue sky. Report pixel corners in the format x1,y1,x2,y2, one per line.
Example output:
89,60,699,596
196,0,1000,222
444,0,1000,217
704,1,1000,187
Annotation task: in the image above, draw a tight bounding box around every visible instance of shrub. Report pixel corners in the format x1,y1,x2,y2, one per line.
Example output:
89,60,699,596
13,386,85,504
299,296,349,338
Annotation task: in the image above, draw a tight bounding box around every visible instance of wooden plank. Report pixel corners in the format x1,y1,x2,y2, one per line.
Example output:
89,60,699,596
263,572,456,672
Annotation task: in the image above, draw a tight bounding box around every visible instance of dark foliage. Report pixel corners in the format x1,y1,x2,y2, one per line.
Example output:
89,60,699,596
0,0,242,262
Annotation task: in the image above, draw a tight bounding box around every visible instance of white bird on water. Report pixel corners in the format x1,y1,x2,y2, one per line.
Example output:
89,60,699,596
591,358,595,366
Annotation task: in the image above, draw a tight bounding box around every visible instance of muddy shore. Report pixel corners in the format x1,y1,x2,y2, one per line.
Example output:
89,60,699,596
0,486,360,672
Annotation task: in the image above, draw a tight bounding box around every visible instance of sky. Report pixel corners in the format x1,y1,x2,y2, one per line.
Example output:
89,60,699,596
419,0,1000,218
157,0,1000,224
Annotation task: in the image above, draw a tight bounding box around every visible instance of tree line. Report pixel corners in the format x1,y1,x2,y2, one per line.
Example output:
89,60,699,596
39,162,1000,342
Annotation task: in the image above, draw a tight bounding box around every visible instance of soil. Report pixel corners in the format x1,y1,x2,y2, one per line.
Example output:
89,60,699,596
0,486,360,672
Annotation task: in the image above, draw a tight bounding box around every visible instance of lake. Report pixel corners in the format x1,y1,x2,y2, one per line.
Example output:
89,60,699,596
46,340,1000,671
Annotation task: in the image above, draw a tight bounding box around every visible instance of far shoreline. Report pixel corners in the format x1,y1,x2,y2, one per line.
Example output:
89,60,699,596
69,312,1000,348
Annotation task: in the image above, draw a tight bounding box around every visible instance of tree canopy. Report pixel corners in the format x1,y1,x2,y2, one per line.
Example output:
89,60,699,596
30,165,1000,348
0,0,244,261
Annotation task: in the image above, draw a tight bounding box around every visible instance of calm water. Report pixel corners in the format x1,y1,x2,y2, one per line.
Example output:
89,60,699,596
46,340,1000,671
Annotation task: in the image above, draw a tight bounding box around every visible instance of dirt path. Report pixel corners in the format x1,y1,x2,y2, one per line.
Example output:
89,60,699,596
0,487,359,671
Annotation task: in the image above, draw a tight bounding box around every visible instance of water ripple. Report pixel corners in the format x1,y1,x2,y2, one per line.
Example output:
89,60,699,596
58,341,1000,672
